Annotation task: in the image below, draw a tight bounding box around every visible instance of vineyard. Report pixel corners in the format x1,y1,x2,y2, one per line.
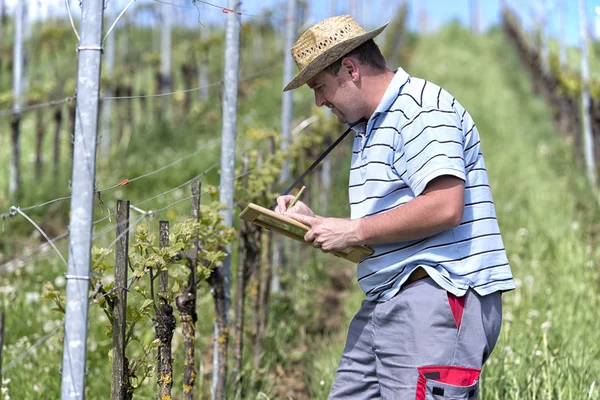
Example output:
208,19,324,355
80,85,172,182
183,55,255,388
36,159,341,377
1,1,600,399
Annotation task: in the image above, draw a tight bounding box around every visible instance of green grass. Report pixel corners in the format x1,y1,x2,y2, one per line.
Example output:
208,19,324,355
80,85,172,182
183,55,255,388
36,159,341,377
307,25,600,399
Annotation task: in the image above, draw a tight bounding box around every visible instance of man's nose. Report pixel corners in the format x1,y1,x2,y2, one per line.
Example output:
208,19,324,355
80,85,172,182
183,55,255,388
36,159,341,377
314,91,326,107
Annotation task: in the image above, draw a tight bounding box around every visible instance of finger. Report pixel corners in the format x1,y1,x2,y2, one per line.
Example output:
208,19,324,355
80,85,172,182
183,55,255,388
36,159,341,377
287,205,299,214
286,212,315,226
304,230,315,242
275,196,290,214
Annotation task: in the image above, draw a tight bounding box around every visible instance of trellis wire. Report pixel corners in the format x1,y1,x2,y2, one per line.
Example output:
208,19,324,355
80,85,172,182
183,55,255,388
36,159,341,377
0,138,221,219
64,0,80,41
0,136,261,273
0,324,63,375
0,66,279,116
8,207,68,267
0,97,74,117
103,0,136,44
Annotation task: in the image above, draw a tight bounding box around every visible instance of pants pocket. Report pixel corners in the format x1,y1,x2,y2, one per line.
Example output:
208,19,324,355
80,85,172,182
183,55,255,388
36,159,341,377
415,366,480,400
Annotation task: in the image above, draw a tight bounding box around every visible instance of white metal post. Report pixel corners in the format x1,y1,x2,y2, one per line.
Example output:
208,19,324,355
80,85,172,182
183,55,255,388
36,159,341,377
10,0,23,196
578,0,597,188
540,0,550,76
470,0,481,34
213,0,240,396
559,0,567,68
61,0,105,398
22,0,29,95
595,6,600,39
161,6,172,92
273,0,297,294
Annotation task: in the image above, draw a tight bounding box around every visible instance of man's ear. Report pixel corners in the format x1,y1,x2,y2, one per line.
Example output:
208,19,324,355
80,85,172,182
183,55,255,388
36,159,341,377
340,57,360,82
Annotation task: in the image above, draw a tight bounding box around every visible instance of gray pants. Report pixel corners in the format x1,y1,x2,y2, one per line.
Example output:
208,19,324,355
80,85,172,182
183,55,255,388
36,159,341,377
329,277,502,399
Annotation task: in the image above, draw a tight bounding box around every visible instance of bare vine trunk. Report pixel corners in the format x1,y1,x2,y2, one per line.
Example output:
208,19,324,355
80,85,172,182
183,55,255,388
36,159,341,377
34,108,45,180
209,267,229,400
181,63,196,112
126,85,134,138
176,181,200,399
233,220,261,394
253,231,272,368
176,291,197,399
116,84,126,145
156,221,175,399
10,115,21,196
52,107,63,175
155,304,175,398
233,235,247,390
68,101,76,156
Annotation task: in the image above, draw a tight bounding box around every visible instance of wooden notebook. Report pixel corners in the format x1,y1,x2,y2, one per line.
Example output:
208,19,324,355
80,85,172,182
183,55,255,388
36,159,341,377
239,203,373,263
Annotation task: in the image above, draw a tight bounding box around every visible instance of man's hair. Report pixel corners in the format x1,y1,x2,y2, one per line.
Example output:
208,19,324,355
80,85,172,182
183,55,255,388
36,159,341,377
324,39,387,76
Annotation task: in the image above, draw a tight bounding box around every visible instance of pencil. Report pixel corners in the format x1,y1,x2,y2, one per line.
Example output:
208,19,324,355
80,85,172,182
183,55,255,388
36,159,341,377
288,185,306,209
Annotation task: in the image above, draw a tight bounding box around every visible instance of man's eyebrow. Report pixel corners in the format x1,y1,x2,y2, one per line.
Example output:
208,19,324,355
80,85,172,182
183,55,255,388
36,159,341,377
307,79,320,89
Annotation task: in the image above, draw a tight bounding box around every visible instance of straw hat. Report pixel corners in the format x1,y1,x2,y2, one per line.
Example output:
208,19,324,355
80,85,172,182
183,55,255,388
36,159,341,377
284,15,389,92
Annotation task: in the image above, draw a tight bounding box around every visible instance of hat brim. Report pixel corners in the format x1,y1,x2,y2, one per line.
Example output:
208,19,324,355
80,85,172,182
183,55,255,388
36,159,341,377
283,22,389,92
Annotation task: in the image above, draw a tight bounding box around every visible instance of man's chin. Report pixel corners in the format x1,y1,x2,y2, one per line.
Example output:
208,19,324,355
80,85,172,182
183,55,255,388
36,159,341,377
335,114,347,123
332,108,359,124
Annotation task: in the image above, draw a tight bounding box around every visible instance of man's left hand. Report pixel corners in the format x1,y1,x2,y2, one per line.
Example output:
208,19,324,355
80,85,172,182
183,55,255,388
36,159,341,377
285,212,361,252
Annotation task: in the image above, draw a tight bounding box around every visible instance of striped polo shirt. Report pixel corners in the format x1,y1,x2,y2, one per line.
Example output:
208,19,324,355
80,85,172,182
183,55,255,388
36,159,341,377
350,67,515,302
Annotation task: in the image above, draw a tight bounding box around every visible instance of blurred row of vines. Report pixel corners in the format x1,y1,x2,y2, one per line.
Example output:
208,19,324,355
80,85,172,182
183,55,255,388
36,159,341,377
502,7,600,174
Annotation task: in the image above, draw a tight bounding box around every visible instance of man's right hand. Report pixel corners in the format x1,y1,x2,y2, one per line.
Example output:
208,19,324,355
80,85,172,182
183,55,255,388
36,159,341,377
275,195,316,217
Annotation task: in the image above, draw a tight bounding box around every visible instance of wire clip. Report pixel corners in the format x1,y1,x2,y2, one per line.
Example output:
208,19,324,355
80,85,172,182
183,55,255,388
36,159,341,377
77,45,104,52
65,274,91,281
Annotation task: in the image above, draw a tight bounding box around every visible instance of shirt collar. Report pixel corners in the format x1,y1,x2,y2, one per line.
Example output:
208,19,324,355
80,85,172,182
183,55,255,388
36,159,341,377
372,67,410,116
349,67,411,135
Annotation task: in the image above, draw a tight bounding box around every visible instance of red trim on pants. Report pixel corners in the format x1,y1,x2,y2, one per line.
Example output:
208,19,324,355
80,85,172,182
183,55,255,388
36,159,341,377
447,292,465,330
415,366,480,400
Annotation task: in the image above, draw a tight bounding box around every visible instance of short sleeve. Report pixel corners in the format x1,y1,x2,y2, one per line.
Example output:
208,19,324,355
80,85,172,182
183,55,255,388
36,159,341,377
393,108,466,196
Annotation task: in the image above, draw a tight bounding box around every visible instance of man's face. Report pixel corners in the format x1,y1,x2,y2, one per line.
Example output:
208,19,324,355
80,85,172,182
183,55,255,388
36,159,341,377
307,68,362,123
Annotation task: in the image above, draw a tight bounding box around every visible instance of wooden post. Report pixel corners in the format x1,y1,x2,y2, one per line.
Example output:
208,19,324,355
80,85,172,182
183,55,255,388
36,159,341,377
176,181,200,400
159,221,169,294
156,220,175,400
111,200,130,400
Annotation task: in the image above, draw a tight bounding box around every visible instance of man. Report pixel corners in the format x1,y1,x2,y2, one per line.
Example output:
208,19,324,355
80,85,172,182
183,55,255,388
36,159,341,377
275,15,514,399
